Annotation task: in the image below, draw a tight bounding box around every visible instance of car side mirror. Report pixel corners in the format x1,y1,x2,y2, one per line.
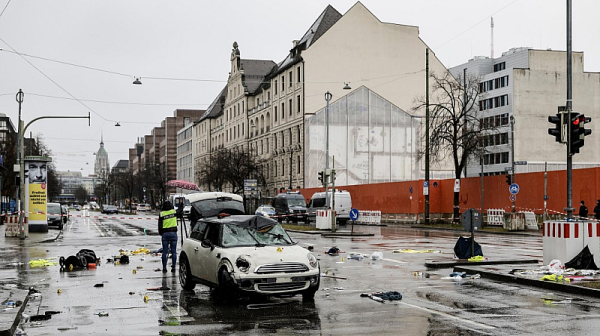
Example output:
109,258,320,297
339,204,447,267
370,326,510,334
201,239,214,251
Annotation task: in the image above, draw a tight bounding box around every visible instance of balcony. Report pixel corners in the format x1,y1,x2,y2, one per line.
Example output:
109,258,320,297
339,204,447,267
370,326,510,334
247,101,271,117
211,124,224,133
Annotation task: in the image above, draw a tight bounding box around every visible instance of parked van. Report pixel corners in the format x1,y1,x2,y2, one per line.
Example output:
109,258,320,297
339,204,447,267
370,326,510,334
272,191,308,223
307,190,352,224
168,194,192,218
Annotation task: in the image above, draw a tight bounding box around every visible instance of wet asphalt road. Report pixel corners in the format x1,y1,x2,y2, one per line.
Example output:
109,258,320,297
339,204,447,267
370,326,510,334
2,211,600,335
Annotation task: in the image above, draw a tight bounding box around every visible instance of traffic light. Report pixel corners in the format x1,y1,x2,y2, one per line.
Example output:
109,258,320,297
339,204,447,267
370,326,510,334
570,113,592,155
318,171,324,186
505,174,511,185
548,113,564,143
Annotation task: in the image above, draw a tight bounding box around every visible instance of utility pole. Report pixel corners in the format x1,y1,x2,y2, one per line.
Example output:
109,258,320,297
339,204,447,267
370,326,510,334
425,48,430,224
566,0,574,220
510,115,515,212
16,90,24,238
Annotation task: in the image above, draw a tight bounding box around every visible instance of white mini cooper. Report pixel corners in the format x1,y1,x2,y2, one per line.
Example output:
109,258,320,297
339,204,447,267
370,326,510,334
179,215,320,300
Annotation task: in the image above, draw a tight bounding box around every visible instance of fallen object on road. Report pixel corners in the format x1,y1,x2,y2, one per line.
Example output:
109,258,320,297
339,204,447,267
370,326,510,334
394,249,441,254
468,255,487,262
541,274,570,282
29,259,58,268
454,236,483,259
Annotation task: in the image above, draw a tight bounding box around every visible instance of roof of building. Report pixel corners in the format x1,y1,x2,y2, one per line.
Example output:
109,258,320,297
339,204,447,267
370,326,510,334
240,59,277,95
268,5,342,78
112,159,129,169
197,86,228,123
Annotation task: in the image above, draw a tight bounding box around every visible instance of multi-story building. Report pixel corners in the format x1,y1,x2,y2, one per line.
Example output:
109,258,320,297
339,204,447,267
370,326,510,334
192,2,449,196
111,160,129,174
450,48,600,177
176,121,194,186
55,171,83,203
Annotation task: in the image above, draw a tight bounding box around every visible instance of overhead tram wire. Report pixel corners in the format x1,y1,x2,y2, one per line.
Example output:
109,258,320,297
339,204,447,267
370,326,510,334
0,0,12,19
0,36,111,122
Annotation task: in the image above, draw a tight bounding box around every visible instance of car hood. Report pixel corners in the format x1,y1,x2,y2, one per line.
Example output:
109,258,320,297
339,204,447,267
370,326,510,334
221,245,313,266
288,206,307,211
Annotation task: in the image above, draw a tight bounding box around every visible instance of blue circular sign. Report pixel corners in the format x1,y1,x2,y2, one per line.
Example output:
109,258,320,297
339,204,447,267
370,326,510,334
509,183,520,195
349,208,359,221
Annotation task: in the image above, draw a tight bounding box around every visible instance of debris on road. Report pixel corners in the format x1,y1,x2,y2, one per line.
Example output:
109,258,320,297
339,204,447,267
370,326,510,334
95,311,109,317
468,255,487,262
361,291,402,303
93,283,104,288
29,259,58,268
371,252,383,260
394,249,441,254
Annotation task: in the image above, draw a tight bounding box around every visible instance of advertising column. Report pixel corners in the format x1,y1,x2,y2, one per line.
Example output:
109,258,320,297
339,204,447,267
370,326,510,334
25,157,51,233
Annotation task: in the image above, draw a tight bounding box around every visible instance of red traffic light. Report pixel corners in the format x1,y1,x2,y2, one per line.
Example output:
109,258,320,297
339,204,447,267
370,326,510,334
573,118,580,126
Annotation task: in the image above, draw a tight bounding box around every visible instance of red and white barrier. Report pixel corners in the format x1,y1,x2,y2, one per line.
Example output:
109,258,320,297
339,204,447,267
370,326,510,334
4,215,28,237
316,210,332,230
543,221,600,266
357,210,381,224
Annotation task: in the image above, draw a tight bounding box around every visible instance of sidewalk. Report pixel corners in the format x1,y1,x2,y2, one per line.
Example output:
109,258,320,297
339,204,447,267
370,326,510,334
0,226,60,336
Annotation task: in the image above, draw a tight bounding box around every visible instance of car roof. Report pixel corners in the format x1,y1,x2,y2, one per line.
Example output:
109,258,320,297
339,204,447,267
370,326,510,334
188,192,243,203
201,215,277,230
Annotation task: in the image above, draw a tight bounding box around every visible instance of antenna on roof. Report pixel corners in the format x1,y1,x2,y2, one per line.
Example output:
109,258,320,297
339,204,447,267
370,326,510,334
491,17,494,58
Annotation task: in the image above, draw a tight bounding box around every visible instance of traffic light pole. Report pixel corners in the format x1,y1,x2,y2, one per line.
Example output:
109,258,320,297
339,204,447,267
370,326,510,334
510,115,515,213
566,0,574,220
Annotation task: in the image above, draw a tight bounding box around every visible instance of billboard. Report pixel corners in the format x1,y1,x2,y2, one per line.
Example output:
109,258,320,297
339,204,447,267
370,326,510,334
25,158,48,225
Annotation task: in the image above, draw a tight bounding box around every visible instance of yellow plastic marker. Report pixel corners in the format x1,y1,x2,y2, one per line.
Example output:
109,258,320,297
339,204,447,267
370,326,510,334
132,269,137,274
143,295,149,303
57,289,62,294
276,247,283,252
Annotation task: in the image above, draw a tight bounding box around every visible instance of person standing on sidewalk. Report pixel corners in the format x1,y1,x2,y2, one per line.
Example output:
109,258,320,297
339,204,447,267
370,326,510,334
579,201,589,219
158,201,178,273
594,200,600,220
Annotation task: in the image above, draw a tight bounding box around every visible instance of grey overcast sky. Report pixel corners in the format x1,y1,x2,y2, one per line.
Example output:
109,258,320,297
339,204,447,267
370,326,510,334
1,0,598,176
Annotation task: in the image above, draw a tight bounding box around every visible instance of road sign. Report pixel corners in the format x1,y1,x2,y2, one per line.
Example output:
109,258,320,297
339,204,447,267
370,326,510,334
504,167,513,172
509,194,516,202
509,183,520,195
349,208,359,221
514,161,528,165
454,179,460,192
423,181,429,196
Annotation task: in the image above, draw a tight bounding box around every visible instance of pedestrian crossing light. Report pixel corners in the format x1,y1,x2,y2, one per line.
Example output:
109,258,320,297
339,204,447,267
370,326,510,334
318,171,324,187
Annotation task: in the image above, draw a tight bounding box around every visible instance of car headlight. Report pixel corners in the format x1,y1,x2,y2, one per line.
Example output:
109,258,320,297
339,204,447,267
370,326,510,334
307,253,318,268
47,217,50,221
236,256,251,273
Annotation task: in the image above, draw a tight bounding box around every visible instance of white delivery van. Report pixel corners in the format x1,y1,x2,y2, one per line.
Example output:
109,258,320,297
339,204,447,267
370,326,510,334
168,193,192,218
307,190,352,224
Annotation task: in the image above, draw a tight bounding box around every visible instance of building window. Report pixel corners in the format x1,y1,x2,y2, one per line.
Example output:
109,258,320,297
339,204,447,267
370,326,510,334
493,62,506,72
275,80,278,94
266,163,270,178
297,95,301,113
297,155,301,174
289,99,293,116
282,159,285,176
297,66,301,83
274,161,277,177
281,102,285,120
274,106,278,121
281,76,285,92
289,71,293,87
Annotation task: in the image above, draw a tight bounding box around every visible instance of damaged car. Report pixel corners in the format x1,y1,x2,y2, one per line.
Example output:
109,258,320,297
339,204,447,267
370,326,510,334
179,214,320,300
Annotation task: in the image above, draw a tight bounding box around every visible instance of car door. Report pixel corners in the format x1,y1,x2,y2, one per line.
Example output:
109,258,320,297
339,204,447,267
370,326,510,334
198,223,223,284
187,221,207,277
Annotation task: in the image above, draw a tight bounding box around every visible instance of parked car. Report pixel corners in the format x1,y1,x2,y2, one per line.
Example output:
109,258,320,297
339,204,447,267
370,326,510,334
82,204,90,210
73,204,81,211
178,214,320,300
272,192,308,223
136,204,151,212
47,202,64,230
102,205,118,214
307,190,353,224
255,205,276,218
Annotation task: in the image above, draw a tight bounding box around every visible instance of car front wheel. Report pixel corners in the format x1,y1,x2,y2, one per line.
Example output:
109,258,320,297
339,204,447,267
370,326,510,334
302,275,320,301
179,254,196,291
218,267,238,295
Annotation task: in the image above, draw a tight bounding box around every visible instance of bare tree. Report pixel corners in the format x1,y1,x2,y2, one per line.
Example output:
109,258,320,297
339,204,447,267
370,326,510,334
75,186,88,204
413,72,484,223
196,148,266,194
113,170,136,210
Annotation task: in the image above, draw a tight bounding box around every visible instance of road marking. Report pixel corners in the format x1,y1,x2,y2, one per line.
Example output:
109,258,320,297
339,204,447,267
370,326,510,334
90,219,105,237
401,301,496,331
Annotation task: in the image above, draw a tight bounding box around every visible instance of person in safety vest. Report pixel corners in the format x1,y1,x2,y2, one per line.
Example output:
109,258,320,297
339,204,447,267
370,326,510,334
158,201,178,273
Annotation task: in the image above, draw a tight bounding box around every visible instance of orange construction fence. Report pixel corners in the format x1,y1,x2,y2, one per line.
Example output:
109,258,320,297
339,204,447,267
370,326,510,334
299,167,600,216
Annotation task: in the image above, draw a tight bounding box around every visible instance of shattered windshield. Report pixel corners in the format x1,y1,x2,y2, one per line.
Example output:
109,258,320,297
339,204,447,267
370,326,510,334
222,222,293,247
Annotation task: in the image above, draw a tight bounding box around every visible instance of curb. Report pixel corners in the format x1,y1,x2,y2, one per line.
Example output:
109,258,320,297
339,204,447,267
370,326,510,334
321,232,375,237
410,225,542,236
425,258,539,269
0,289,30,336
454,265,600,298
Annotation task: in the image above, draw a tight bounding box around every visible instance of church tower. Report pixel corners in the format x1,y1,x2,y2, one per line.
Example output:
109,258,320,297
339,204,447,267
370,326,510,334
94,133,110,176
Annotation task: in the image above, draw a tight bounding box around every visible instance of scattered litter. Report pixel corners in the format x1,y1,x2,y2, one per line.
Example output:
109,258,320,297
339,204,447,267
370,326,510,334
4,300,22,308
147,286,170,291
154,268,162,272
360,291,403,303
413,271,431,278
541,274,570,282
57,327,78,331
143,295,150,303
57,289,62,294
29,259,58,268
95,311,109,317
140,257,145,261
371,252,383,260
129,292,135,295
94,283,104,288
131,247,150,255
30,314,51,321
120,255,130,264
327,247,341,256
442,272,480,280
347,252,366,260
320,274,347,280
132,269,137,274
393,249,441,254
322,288,330,291
136,265,143,269
307,246,314,251
544,259,565,274
333,287,344,290
151,248,162,254
468,255,487,262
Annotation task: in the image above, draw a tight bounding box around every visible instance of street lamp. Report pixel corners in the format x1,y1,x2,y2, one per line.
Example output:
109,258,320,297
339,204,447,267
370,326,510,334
288,145,301,190
17,110,90,239
324,91,332,209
